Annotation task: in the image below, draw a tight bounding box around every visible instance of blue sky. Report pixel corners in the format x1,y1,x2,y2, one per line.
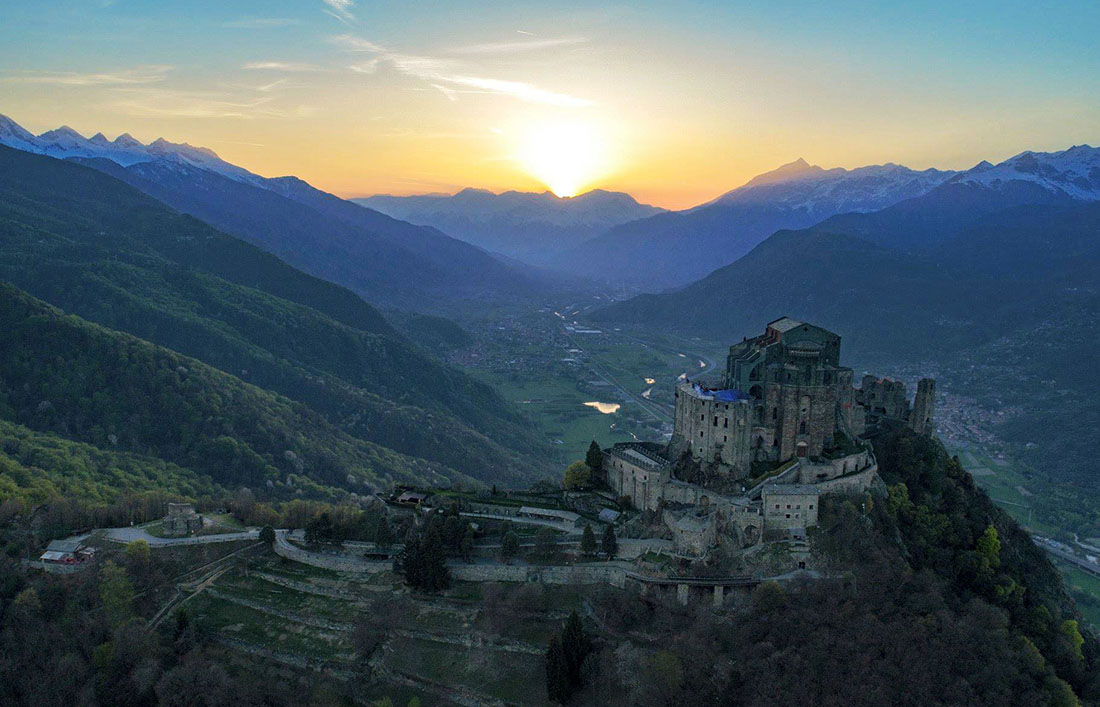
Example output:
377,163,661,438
1,0,1097,206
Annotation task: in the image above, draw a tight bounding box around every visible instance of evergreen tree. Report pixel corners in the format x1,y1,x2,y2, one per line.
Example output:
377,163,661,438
259,525,276,545
561,610,592,685
443,515,464,555
501,530,520,562
420,524,451,591
396,522,451,592
585,440,603,473
581,525,597,556
460,525,475,563
374,517,394,548
545,610,592,702
546,635,571,703
601,524,618,559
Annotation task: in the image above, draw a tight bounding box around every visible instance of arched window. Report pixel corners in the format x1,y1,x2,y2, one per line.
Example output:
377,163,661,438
749,385,763,400
799,420,807,434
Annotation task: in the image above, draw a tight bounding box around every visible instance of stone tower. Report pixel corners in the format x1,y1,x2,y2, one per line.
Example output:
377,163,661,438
908,378,936,436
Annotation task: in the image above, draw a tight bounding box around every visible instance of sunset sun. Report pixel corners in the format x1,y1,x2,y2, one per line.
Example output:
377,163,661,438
518,121,608,197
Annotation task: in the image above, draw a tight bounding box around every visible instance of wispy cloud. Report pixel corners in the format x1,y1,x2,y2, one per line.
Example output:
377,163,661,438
223,18,301,29
0,65,172,86
322,0,355,23
107,84,319,120
242,61,322,72
450,37,587,55
331,34,593,108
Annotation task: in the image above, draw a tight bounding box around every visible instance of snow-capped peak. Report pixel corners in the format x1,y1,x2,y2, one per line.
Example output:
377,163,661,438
0,114,38,149
951,145,1100,200
0,114,264,184
703,160,957,216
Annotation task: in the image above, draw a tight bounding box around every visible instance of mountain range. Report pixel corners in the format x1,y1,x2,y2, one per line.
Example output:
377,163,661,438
592,144,1100,352
0,115,540,314
356,188,664,265
0,143,553,503
552,159,959,289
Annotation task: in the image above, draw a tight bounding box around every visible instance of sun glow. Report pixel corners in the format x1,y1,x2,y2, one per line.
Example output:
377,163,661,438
518,121,609,197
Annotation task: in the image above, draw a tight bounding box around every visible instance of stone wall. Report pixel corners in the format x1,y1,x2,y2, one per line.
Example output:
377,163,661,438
797,450,872,483
672,382,754,476
813,467,883,496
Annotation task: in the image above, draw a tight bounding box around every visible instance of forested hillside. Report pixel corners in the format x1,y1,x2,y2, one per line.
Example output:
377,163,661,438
0,283,463,498
0,145,551,487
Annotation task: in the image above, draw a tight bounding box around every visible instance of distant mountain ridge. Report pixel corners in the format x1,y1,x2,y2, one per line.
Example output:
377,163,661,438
356,187,665,265
0,114,539,313
555,158,958,290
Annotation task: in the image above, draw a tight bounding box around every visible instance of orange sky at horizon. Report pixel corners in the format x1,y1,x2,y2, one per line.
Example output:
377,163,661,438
2,1,1098,210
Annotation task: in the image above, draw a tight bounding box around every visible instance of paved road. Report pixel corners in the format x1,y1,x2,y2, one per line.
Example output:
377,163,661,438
103,526,260,546
1034,535,1100,578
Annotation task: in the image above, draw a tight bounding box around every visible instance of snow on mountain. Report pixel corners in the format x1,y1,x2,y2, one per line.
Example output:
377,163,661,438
707,159,958,216
950,145,1100,200
0,114,263,182
0,114,39,152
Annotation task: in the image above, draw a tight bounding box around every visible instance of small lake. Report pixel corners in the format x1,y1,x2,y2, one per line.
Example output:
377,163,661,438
584,401,621,414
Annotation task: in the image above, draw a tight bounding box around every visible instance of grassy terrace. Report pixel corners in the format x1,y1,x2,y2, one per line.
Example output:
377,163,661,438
170,551,597,705
386,636,551,705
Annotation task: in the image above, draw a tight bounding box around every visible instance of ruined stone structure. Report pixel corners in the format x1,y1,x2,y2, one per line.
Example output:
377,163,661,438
163,502,203,537
604,317,937,557
909,378,936,436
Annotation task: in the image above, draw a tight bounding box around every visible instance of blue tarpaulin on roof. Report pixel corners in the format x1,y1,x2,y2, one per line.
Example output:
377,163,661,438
713,389,748,403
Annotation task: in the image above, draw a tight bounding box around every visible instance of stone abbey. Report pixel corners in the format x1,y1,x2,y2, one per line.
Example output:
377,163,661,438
603,317,936,556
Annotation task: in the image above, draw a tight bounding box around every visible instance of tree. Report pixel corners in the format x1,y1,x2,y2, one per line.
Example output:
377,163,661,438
546,635,571,703
581,525,597,556
586,440,603,473
124,539,152,585
546,610,591,703
561,610,592,680
259,525,276,545
443,514,464,555
976,525,1002,571
501,530,520,562
535,526,557,562
395,525,450,592
99,561,134,629
645,650,684,706
304,512,334,544
374,517,394,548
460,525,475,563
601,524,618,559
562,460,591,490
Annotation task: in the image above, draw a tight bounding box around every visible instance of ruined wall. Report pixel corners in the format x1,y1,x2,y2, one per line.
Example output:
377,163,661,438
909,378,936,436
859,376,910,419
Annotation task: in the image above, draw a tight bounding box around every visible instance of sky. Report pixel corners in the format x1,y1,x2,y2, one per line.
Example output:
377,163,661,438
1,1,1098,209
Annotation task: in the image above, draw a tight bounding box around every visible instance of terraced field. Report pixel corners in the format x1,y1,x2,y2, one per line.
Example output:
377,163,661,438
182,553,584,705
